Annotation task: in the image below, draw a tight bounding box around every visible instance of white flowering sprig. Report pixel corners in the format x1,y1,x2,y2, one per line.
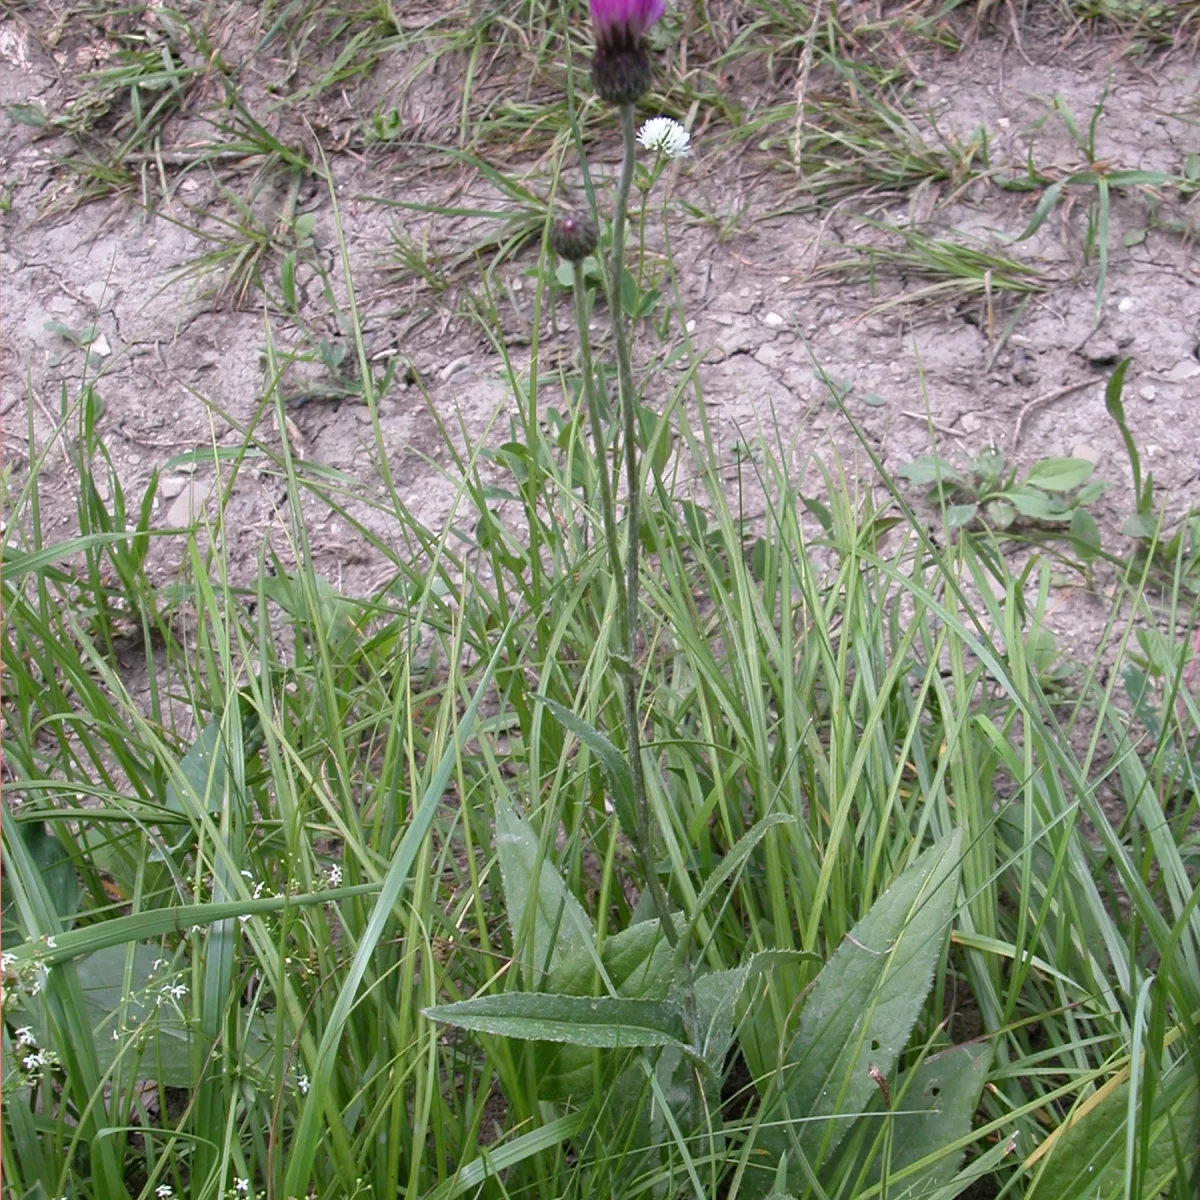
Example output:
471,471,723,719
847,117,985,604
2,946,50,1000
14,1039,59,1085
637,116,690,158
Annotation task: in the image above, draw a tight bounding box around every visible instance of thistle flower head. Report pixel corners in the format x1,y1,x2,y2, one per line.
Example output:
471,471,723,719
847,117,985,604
637,117,690,158
551,212,599,263
589,0,666,41
589,0,667,105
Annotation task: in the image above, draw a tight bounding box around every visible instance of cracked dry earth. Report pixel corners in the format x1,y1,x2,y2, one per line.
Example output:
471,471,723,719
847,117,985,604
2,9,1199,675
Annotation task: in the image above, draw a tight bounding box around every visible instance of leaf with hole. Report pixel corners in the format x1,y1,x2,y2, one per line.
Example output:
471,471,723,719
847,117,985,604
831,1042,992,1200
744,830,964,1194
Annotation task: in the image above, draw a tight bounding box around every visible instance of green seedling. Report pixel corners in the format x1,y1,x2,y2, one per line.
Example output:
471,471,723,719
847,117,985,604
1012,87,1182,319
1103,357,1158,539
896,444,1106,551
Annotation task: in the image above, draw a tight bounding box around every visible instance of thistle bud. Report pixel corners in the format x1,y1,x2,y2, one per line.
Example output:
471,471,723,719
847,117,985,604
589,0,666,106
551,213,598,263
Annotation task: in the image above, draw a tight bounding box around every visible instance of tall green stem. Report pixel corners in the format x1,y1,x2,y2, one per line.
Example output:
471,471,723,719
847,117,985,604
595,103,675,945
612,104,641,664
574,263,627,639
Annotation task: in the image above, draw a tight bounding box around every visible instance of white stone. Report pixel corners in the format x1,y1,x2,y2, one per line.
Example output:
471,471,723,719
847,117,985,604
762,311,785,328
1139,385,1157,402
165,481,213,526
1165,360,1200,383
1117,296,1134,313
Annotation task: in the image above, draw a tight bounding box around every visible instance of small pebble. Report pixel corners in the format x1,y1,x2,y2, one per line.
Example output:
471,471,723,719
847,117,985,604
685,319,696,333
1117,297,1134,313
762,311,785,328
1072,443,1101,465
1139,385,1157,402
166,482,213,526
159,474,188,500
1085,338,1120,366
439,356,472,381
1166,360,1200,383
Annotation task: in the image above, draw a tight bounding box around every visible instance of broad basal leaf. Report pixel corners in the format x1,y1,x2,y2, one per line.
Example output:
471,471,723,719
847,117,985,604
495,793,591,979
1024,1055,1198,1200
835,1042,992,1200
744,830,963,1196
424,992,689,1050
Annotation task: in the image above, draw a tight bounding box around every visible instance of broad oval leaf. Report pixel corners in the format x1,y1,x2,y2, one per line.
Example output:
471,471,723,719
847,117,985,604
424,992,689,1050
744,830,964,1195
1023,457,1094,493
1025,1057,1198,1199
495,793,591,979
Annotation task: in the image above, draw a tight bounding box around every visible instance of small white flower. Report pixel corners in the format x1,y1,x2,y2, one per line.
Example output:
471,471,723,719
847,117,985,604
170,984,189,1000
252,881,265,900
240,870,254,880
14,1026,35,1047
235,1178,250,1194
23,1049,48,1070
326,864,342,888
156,1185,174,1198
112,1028,121,1041
44,936,57,950
190,924,204,934
297,1073,310,1095
152,958,167,971
637,117,691,158
1,952,16,972
239,913,252,926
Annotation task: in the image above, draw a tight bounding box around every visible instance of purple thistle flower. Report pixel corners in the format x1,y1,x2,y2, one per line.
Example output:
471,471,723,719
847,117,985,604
590,0,666,41
589,0,666,106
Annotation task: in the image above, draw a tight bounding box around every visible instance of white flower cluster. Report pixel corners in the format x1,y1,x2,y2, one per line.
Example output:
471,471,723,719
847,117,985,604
637,117,691,158
2,945,50,998
10,1026,59,1083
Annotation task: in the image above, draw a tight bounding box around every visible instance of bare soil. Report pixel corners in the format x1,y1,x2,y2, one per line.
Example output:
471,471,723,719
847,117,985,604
2,4,1198,669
